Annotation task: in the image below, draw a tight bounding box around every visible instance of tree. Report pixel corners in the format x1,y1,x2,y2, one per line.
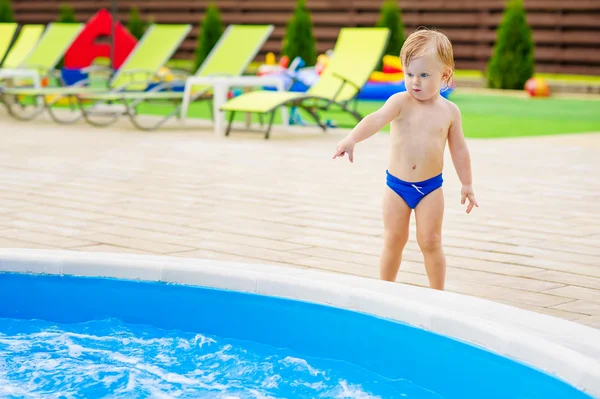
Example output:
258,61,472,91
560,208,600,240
0,0,14,22
486,0,535,90
57,3,76,23
281,0,317,66
127,7,146,40
194,2,224,71
376,0,405,61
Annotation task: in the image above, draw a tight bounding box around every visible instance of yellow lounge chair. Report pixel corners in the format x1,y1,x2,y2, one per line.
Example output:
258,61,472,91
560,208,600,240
219,27,390,139
74,24,274,131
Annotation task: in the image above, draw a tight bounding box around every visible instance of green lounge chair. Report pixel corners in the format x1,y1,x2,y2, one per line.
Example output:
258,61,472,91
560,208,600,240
0,23,18,66
74,24,274,131
0,24,44,69
12,23,83,74
219,27,390,139
1,23,191,123
0,23,84,117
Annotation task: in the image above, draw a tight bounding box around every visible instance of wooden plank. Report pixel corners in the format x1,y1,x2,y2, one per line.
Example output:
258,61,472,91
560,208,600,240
535,47,600,63
9,0,600,75
354,0,506,11
534,30,600,46
535,64,600,75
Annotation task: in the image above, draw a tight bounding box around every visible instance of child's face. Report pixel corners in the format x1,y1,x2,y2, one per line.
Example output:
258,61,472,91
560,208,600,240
404,51,448,101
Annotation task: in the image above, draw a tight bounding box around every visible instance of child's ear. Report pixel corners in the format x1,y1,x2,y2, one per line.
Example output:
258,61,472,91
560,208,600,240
442,68,454,87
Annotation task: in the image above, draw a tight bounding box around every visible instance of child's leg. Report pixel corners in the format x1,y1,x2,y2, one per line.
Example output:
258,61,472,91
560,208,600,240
414,187,446,290
380,186,411,281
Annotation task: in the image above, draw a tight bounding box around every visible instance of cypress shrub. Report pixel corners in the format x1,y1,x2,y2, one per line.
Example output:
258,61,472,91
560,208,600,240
486,0,535,90
281,0,317,66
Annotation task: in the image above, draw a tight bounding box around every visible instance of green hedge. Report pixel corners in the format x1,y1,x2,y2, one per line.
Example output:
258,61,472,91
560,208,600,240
57,3,76,23
0,0,14,22
376,0,405,64
281,0,317,66
486,0,535,90
194,2,224,71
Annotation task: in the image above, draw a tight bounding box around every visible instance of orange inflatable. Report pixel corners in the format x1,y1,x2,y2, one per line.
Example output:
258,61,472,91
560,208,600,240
370,55,403,83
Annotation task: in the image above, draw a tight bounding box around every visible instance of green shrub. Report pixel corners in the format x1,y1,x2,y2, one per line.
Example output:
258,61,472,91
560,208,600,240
486,0,535,90
281,0,317,66
194,2,224,71
376,0,405,63
57,3,76,23
0,0,14,22
127,7,146,40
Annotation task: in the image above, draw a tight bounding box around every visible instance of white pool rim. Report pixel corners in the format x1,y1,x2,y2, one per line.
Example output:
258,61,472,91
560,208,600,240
1,248,599,397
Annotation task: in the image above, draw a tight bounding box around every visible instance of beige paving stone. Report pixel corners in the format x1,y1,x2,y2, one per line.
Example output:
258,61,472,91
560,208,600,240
290,246,380,268
395,271,431,287
91,217,203,236
16,205,108,222
445,280,575,308
73,244,154,255
0,237,59,249
0,116,598,327
170,249,258,263
198,219,304,241
285,235,384,256
82,225,197,246
576,315,600,329
293,257,380,278
284,228,384,246
542,285,600,301
7,212,112,229
520,258,600,278
249,214,385,236
444,255,543,276
0,228,97,248
187,230,310,252
443,236,600,266
526,270,600,290
80,233,194,254
446,268,565,293
177,239,312,264
0,219,97,238
500,237,599,257
495,302,589,321
552,300,600,315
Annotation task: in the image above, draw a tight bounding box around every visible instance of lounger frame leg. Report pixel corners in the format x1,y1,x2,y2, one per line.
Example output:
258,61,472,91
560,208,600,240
265,110,276,139
76,97,121,127
1,93,45,121
46,94,83,124
302,106,327,132
225,111,235,136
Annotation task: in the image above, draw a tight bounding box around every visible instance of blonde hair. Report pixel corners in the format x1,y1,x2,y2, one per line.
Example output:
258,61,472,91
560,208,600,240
400,28,455,88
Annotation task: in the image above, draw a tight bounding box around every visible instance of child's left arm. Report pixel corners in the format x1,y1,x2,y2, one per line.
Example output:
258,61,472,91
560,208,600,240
447,103,479,214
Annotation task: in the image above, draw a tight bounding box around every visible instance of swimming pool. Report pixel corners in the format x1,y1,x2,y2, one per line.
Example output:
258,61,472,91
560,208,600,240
1,249,599,398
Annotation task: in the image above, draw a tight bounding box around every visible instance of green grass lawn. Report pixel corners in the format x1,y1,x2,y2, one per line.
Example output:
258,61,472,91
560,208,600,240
453,69,600,85
137,90,600,139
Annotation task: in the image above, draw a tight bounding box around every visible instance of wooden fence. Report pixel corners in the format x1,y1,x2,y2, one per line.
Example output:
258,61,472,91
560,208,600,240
9,0,600,75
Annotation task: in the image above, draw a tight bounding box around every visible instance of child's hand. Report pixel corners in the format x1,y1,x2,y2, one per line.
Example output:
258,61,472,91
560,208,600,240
332,138,356,162
461,184,479,214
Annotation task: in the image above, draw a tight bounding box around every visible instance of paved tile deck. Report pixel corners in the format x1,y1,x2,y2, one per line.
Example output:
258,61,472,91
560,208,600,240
0,113,599,328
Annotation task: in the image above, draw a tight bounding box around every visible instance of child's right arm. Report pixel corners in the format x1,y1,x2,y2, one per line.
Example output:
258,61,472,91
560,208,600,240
332,93,404,163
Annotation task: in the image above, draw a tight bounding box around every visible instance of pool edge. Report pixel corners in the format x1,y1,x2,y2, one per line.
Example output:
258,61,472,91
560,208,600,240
1,248,599,398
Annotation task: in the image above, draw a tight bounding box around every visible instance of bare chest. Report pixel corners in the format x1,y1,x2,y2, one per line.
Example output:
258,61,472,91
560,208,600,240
392,111,450,140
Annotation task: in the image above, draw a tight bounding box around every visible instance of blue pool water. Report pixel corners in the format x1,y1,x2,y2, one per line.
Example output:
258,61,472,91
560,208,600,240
0,318,425,398
0,273,593,399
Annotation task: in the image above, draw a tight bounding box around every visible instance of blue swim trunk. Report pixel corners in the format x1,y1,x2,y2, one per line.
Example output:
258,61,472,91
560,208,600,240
386,170,443,209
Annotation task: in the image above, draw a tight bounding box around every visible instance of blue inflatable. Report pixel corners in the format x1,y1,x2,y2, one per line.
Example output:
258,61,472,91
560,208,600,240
358,80,453,100
263,78,454,100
